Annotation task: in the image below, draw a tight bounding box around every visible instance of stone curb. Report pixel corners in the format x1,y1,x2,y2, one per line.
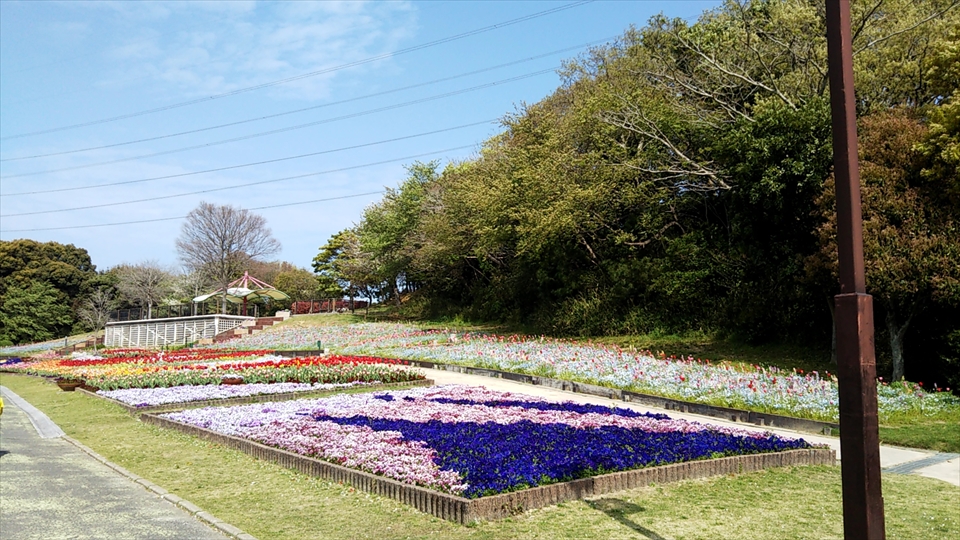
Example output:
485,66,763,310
61,435,259,540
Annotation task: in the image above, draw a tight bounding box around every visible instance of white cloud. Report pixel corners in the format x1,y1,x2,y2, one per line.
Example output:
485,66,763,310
92,1,420,101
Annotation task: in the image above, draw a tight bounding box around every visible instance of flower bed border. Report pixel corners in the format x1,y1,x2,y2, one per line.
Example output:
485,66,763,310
77,379,434,415
142,413,834,524
355,357,841,435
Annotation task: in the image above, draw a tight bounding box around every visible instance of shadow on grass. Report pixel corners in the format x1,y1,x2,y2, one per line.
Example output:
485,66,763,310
587,498,671,540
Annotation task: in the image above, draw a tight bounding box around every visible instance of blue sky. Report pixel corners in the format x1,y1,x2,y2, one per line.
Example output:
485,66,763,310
1,0,720,273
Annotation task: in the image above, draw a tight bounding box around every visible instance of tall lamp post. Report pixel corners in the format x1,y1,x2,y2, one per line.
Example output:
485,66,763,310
825,1,886,538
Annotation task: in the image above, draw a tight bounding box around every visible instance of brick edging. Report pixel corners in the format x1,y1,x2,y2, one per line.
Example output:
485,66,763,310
77,378,434,415
142,413,836,524
389,358,840,435
61,435,258,540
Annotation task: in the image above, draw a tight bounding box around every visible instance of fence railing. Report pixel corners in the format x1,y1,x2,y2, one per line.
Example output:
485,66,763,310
291,299,368,315
109,303,260,322
104,315,253,348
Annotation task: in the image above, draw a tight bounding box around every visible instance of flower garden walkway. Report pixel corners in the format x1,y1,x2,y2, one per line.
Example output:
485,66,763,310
0,386,250,540
416,367,960,487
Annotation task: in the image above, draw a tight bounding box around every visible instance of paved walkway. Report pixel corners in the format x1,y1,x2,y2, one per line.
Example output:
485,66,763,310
0,370,955,540
419,367,960,487
0,387,238,540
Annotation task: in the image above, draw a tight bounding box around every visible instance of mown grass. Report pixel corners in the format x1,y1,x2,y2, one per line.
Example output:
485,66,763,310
2,373,958,540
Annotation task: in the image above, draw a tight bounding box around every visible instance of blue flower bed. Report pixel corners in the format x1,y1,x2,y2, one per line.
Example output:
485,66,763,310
315,414,812,498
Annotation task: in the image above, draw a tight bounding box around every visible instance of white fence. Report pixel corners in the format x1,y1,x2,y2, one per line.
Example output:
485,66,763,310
104,315,253,348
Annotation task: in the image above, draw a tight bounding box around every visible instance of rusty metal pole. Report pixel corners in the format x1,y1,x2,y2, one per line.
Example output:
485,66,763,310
825,1,886,538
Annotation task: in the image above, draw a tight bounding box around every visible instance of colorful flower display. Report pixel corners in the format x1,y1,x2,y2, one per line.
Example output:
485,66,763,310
211,322,959,423
99,381,370,407
206,323,456,351
163,385,815,498
3,349,424,391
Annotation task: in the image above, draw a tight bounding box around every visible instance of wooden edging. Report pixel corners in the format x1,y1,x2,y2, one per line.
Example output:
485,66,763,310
77,379,434,415
141,413,836,524
383,358,840,435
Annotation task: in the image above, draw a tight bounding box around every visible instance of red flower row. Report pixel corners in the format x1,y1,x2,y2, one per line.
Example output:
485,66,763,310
58,349,275,367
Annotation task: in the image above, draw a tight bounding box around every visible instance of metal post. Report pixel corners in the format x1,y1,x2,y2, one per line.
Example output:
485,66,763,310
825,1,885,538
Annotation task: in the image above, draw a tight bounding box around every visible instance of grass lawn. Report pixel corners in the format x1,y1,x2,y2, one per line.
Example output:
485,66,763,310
2,373,958,540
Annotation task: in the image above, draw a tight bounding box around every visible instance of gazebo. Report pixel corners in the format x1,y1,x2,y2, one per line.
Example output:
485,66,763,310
192,271,290,316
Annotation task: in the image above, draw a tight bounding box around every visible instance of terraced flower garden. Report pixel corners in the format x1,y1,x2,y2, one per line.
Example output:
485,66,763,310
1,348,426,405
207,322,960,425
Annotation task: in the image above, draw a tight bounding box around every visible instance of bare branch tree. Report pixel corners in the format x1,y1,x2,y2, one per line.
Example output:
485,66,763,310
176,202,281,314
115,261,172,319
76,288,116,351
169,269,211,315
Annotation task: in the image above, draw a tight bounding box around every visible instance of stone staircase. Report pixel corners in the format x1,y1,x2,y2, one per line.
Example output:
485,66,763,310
212,316,284,343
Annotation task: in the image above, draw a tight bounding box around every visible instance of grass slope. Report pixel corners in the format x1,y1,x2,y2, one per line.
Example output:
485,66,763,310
2,373,957,540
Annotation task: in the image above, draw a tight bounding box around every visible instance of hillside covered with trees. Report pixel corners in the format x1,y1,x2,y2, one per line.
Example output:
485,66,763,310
314,0,960,387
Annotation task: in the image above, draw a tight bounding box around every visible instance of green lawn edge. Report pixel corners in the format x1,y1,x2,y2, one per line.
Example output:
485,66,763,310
2,373,958,540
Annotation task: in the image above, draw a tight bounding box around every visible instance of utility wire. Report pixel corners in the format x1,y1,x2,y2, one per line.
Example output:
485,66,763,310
0,144,474,219
0,69,552,180
0,1,593,141
0,120,495,197
1,37,613,163
0,191,386,233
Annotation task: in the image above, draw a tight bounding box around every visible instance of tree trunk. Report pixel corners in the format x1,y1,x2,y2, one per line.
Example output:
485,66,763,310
827,297,837,365
885,308,913,382
393,279,402,308
147,302,153,319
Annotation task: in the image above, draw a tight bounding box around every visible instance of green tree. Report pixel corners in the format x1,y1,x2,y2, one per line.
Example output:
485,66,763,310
356,161,439,306
0,239,97,301
0,281,74,345
274,268,321,308
811,110,960,380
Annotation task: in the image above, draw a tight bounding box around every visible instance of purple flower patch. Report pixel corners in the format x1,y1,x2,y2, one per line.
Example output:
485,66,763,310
163,384,814,497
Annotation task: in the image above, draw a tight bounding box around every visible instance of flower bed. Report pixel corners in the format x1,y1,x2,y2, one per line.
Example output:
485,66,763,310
99,381,371,407
3,349,425,391
162,385,816,498
361,330,956,423
207,323,455,351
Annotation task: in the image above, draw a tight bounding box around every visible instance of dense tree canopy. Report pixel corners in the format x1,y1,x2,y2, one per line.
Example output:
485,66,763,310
0,239,100,344
317,0,959,385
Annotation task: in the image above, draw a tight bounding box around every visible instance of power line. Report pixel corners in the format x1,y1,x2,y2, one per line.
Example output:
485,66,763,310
0,69,552,180
0,120,496,197
0,1,593,141
0,192,386,233
1,37,614,163
0,144,475,219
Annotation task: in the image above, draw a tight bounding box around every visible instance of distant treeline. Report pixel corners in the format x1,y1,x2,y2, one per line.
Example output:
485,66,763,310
313,0,960,387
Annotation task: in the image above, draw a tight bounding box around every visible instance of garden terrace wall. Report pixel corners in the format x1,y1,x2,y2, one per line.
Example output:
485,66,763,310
78,379,434,415
380,358,841,435
141,413,835,524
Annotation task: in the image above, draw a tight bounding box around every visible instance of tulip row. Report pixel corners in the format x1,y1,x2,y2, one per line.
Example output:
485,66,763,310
3,349,425,392
206,322,959,423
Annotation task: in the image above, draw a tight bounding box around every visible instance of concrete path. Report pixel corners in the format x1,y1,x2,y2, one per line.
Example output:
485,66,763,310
418,367,960,487
0,387,244,540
